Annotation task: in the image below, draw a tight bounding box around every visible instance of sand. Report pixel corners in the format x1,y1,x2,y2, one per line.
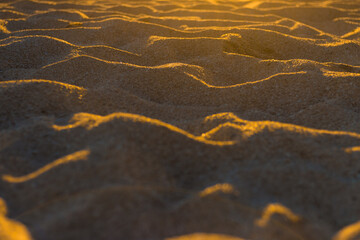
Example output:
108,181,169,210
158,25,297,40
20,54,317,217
0,0,360,239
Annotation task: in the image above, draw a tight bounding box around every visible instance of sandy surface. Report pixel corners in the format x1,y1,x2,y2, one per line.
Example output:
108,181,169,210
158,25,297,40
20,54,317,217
1,0,360,239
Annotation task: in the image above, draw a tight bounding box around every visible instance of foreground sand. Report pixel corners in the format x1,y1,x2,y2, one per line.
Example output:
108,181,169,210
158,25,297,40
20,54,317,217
1,0,360,239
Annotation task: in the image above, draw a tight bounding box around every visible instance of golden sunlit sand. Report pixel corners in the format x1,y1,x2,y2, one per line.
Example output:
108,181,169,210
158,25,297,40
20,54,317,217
1,0,360,239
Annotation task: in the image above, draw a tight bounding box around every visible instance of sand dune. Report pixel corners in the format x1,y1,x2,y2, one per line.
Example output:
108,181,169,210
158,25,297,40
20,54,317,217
1,0,360,239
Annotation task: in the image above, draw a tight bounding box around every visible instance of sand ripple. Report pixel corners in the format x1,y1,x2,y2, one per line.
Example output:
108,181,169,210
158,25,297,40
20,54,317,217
1,0,360,239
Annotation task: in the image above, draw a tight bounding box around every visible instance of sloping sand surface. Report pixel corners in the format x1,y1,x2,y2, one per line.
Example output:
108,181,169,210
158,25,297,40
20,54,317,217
1,0,360,239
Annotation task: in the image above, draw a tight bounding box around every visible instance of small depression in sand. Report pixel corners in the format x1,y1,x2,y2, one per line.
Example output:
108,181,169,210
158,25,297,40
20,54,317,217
1,0,360,239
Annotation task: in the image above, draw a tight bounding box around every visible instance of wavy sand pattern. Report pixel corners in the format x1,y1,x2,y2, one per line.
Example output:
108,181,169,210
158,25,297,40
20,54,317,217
1,0,360,239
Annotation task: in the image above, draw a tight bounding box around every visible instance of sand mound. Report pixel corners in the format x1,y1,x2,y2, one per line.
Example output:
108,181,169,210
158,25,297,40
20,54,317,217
0,198,32,240
1,0,360,239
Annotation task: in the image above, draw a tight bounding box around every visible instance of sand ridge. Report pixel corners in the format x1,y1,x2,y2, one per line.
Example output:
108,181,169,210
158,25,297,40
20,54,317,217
1,0,360,239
